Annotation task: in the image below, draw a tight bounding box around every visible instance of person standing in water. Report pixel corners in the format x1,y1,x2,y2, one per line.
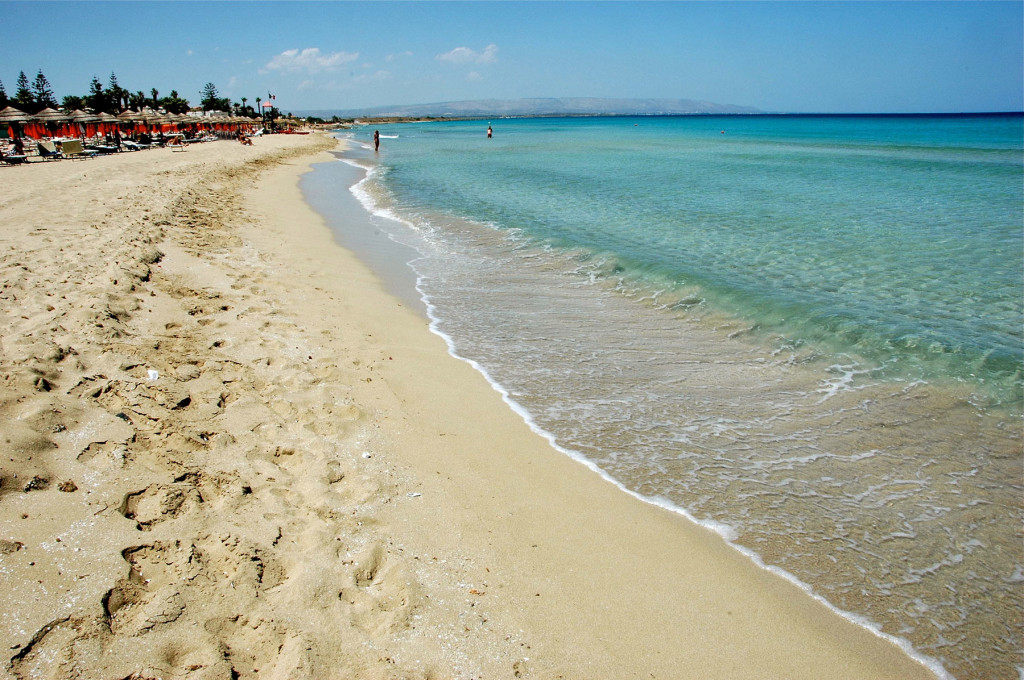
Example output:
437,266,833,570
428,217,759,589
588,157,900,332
487,124,492,139
374,130,380,151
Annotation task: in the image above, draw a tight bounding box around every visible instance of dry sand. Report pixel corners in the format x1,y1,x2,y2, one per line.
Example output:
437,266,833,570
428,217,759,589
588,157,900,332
0,134,940,679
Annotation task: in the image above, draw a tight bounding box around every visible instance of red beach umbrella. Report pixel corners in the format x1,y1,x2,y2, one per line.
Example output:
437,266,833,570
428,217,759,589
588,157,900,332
68,110,99,139
31,108,70,138
0,106,32,146
117,110,144,135
96,112,119,136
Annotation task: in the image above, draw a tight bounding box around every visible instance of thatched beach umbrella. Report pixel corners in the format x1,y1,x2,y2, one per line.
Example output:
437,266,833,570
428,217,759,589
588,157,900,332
146,113,175,134
157,113,175,134
31,108,68,122
179,114,202,135
117,110,145,135
68,110,99,138
137,112,158,131
68,109,98,122
164,112,183,134
0,105,32,123
96,112,119,137
0,106,32,151
28,107,68,139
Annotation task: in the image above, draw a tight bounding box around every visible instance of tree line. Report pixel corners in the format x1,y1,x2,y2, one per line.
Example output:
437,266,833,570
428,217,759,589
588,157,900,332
0,70,279,119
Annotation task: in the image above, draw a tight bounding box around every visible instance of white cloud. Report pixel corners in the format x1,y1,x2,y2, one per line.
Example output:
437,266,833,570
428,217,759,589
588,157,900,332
353,70,391,84
265,47,359,73
467,71,483,81
437,44,498,65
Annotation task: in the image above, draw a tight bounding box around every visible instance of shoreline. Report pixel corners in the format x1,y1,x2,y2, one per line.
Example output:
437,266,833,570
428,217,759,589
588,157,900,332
294,141,947,678
0,134,939,678
312,140,956,680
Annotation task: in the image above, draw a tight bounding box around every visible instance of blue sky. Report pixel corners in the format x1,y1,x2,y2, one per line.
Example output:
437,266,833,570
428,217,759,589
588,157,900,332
1,1,1021,114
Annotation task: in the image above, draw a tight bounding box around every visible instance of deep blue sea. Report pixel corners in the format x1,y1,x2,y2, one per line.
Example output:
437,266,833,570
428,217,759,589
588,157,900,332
308,115,1023,679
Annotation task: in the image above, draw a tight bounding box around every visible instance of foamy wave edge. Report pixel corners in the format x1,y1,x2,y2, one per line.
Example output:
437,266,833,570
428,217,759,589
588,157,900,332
333,151,955,680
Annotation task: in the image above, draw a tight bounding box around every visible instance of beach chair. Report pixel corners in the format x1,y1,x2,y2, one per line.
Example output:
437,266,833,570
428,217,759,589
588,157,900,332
0,149,28,165
60,139,96,160
37,140,63,161
167,135,188,152
86,143,118,155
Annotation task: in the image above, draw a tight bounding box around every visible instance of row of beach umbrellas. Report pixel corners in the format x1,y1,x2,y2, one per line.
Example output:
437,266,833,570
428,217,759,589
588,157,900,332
0,105,259,140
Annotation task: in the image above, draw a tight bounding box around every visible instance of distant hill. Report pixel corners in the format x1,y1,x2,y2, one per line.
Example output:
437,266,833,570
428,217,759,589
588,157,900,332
300,97,761,119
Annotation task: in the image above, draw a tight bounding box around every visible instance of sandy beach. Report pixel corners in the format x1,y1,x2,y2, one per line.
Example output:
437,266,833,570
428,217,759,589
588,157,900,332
0,134,940,679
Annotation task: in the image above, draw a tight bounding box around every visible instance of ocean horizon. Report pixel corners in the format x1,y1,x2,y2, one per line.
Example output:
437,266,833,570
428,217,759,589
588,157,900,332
300,104,1024,121
303,114,1023,679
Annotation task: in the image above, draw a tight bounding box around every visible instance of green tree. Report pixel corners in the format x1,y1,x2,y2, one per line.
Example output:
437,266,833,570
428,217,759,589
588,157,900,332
160,90,191,115
200,82,218,111
62,95,86,110
13,71,34,112
84,76,112,113
0,80,8,109
129,90,147,111
31,71,57,110
200,83,231,112
151,88,159,109
108,72,128,112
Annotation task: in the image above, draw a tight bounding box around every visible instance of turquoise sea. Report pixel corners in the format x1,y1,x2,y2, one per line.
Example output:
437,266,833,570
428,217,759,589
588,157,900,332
305,115,1023,679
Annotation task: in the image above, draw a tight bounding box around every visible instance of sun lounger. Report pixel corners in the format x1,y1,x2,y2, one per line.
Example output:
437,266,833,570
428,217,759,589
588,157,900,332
0,149,28,165
60,139,96,160
37,140,62,161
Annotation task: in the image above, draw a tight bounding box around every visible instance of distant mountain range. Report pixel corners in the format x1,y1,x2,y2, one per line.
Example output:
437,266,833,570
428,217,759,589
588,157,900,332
301,97,761,119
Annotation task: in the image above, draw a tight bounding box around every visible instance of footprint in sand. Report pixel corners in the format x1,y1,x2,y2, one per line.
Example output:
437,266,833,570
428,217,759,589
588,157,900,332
342,542,420,636
103,542,195,636
120,481,203,531
9,615,109,679
103,534,284,639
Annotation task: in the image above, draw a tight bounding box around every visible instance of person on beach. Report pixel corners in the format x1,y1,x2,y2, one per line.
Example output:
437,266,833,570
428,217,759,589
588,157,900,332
238,130,252,146
374,130,380,152
487,124,492,139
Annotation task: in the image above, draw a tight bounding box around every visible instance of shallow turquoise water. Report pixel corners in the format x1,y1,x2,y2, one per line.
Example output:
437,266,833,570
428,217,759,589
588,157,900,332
316,115,1023,679
378,115,1023,407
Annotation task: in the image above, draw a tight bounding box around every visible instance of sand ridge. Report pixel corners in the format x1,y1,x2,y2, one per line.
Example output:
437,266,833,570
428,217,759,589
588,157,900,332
0,136,458,679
